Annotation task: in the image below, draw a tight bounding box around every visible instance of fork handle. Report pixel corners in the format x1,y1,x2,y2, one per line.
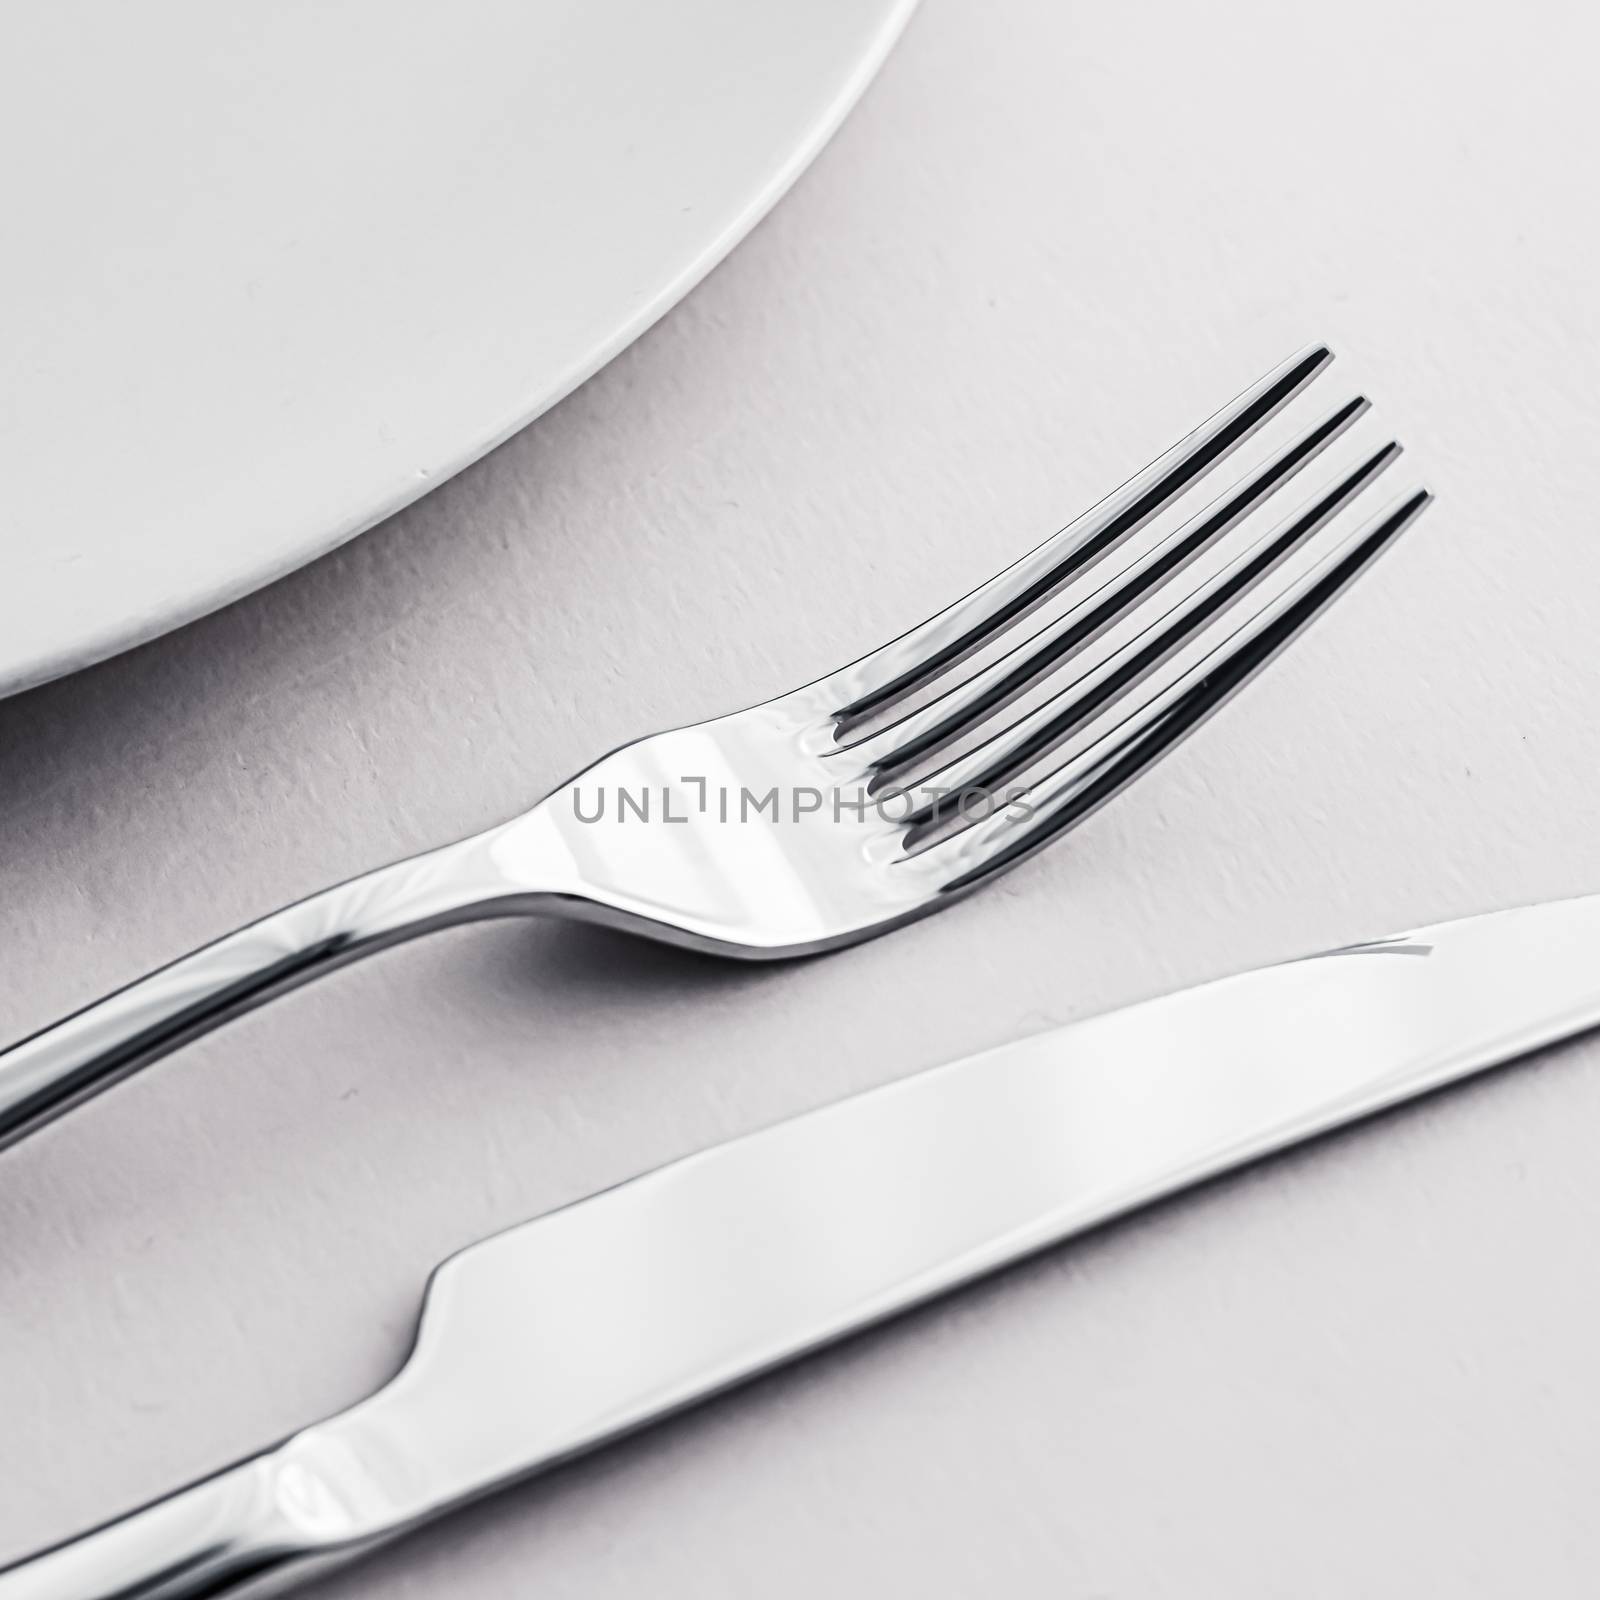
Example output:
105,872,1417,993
0,831,527,1152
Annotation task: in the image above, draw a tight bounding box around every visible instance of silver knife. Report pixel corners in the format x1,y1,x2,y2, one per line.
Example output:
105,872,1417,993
8,893,1600,1600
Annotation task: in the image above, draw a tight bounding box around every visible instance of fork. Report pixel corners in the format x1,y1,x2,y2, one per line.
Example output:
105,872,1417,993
0,346,1430,1151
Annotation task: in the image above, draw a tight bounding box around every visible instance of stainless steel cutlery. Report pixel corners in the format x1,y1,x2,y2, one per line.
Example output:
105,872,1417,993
7,893,1597,1600
0,346,1430,1150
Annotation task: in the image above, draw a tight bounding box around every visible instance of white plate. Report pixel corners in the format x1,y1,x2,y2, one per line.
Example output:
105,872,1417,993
0,0,914,698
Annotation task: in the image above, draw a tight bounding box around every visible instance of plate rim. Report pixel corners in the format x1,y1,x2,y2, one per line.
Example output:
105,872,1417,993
1,0,919,701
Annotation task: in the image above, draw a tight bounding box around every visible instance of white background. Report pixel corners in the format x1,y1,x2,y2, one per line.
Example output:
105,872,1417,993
6,1,1600,1593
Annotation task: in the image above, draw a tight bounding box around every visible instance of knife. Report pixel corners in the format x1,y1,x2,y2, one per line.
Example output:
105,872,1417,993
8,893,1600,1600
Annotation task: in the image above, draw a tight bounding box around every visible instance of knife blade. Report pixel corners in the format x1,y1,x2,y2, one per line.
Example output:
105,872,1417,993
10,892,1600,1600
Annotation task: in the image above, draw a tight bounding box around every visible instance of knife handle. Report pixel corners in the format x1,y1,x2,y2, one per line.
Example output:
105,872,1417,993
0,1456,311,1600
0,1427,394,1600
0,829,532,1153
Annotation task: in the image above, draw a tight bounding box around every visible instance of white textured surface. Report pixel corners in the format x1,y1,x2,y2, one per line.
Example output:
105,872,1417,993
4,0,1600,1592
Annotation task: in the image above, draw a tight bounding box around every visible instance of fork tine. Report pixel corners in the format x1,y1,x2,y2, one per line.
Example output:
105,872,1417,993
897,442,1402,830
824,345,1335,726
850,394,1371,787
918,489,1432,890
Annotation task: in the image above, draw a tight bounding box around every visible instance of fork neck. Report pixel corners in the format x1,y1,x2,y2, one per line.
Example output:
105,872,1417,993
0,823,571,1154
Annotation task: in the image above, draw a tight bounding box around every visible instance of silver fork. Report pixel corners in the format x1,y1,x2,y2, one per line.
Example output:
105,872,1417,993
0,346,1430,1150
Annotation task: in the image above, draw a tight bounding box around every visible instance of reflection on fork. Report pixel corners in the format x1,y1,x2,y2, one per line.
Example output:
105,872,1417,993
0,345,1431,1151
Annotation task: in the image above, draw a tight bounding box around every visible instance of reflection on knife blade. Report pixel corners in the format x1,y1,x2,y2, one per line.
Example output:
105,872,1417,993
9,892,1600,1600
